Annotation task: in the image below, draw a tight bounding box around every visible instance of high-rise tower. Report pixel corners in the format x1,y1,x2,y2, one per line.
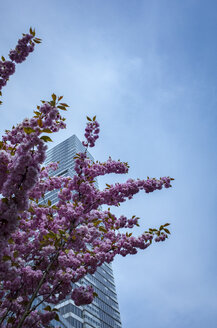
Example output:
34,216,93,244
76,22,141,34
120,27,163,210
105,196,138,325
43,135,122,328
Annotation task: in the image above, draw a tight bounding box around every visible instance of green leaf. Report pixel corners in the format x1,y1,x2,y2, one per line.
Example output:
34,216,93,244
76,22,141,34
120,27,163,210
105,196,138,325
47,199,51,206
49,100,55,107
33,110,40,116
93,115,96,121
23,127,35,134
93,220,101,226
48,230,56,237
2,255,11,261
164,223,170,227
40,136,53,142
52,94,56,102
54,313,60,322
1,56,5,61
43,305,52,311
38,118,43,127
47,233,56,240
58,96,63,101
42,128,52,133
163,228,171,234
13,250,19,258
57,105,67,111
33,38,42,44
47,215,53,221
99,226,107,233
28,206,35,213
59,103,69,107
86,116,92,121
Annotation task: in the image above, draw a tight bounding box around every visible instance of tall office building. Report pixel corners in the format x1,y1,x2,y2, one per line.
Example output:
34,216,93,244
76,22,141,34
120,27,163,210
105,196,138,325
43,135,122,328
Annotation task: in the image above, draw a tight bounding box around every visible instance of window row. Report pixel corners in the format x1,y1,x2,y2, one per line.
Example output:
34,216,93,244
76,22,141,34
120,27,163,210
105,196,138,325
59,303,82,318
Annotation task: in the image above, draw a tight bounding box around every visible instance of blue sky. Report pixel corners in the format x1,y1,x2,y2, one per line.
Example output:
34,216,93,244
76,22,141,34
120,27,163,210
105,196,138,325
1,1,217,327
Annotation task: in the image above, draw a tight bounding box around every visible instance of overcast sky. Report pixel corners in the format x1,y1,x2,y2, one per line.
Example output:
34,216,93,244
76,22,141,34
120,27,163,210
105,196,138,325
1,1,217,327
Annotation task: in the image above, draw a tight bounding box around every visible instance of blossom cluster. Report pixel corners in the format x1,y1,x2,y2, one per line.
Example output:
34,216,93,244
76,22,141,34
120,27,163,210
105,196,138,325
0,98,66,255
0,61,15,89
82,116,100,148
71,286,95,306
9,34,35,64
0,28,41,104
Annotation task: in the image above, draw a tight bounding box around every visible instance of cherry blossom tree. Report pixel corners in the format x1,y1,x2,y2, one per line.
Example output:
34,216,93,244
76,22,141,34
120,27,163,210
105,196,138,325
0,29,173,327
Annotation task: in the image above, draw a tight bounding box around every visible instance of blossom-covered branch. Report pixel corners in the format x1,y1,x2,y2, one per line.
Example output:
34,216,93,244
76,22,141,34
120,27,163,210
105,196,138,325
0,95,67,255
0,27,41,105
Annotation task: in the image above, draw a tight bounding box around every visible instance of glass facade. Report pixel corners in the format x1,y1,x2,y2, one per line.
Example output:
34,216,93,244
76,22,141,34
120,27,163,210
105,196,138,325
43,135,122,328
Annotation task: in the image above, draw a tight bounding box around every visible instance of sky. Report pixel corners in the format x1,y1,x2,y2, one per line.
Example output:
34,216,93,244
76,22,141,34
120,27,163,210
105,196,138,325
1,0,217,327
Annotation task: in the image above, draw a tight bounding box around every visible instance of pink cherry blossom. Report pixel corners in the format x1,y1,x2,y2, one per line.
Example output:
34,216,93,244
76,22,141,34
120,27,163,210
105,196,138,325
0,31,173,328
